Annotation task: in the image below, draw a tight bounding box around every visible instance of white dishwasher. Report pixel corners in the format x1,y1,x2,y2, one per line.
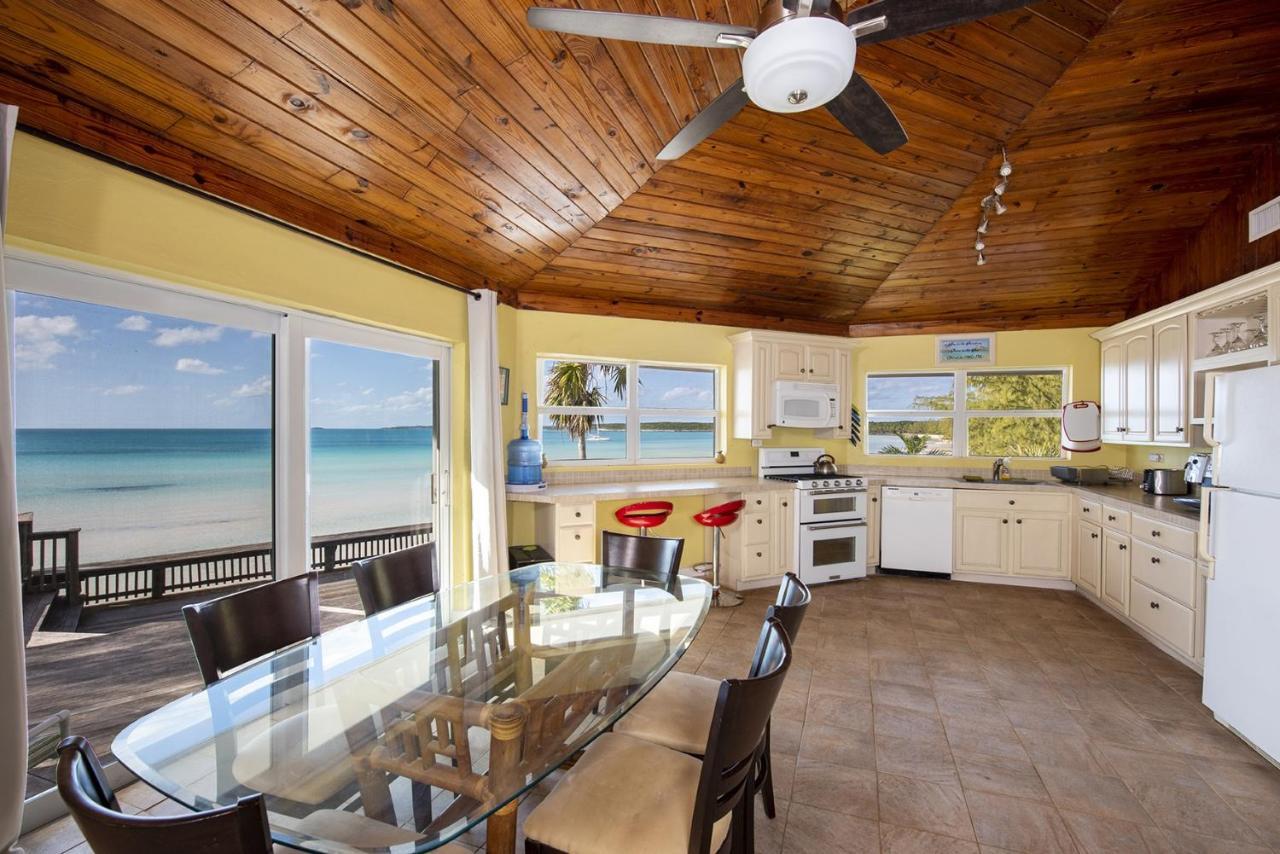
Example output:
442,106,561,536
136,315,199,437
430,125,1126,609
880,487,954,576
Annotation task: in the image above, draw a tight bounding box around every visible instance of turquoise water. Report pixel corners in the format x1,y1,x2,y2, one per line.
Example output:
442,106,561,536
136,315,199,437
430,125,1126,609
540,427,714,461
15,428,433,564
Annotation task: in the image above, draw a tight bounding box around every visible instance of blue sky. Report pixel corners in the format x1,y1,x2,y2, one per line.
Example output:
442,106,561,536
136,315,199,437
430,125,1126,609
866,373,955,411
13,292,434,429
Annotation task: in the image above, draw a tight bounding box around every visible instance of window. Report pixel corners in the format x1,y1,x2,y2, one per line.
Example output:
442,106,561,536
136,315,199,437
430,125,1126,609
538,357,720,463
867,369,1066,458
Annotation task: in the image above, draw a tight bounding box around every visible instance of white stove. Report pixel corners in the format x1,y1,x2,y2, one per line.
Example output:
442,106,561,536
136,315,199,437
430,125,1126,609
759,448,868,585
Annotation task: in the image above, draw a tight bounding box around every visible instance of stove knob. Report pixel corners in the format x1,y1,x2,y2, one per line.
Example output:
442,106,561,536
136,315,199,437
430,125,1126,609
822,480,830,487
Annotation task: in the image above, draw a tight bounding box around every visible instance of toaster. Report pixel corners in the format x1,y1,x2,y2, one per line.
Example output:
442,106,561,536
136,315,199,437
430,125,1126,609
1142,468,1188,495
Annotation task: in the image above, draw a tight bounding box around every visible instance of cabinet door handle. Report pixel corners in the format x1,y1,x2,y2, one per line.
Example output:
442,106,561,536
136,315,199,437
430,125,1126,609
1119,543,1127,551
1151,530,1160,537
755,499,763,505
782,501,788,507
1107,515,1117,522
871,497,878,503
574,511,582,518
1082,507,1090,513
1091,532,1099,539
574,534,581,541
800,367,807,373
1016,519,1022,524
1150,556,1160,564
756,551,763,558
756,518,764,525
1150,601,1160,610
1008,500,1016,506
1176,426,1185,433
1002,518,1009,524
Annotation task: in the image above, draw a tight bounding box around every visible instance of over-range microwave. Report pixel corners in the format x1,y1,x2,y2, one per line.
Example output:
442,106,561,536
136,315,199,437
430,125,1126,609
775,381,840,429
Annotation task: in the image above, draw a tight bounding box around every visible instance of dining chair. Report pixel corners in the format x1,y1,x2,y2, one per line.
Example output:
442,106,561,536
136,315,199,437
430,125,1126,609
521,618,793,854
612,572,811,819
351,541,440,616
182,573,358,808
57,736,457,852
182,572,321,686
601,529,684,590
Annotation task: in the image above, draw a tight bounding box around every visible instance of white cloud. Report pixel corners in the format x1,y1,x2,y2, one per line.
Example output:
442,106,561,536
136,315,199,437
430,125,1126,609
661,386,712,403
116,315,151,332
175,357,225,376
231,375,272,398
152,325,223,347
361,387,374,396
382,387,432,411
103,384,144,396
14,314,79,370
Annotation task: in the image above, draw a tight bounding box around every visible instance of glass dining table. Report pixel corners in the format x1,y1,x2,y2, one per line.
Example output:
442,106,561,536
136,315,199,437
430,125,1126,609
113,564,712,853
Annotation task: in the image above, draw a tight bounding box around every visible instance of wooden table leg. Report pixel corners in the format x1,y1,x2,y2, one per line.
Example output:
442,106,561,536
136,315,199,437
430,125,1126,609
485,701,527,854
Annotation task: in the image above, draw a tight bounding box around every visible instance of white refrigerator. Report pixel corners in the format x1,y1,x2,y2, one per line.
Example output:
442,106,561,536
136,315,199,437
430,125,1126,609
1202,363,1280,765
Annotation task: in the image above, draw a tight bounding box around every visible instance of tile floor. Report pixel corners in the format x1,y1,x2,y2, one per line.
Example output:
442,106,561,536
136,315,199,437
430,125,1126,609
21,574,1280,853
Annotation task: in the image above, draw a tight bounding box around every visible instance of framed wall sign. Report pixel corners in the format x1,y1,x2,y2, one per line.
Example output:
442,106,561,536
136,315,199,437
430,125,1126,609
936,333,996,366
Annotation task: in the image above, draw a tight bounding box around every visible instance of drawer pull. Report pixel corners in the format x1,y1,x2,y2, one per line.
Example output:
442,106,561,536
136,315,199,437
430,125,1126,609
1150,556,1160,564
1149,601,1160,610
1119,543,1128,551
782,501,789,507
1002,518,1009,525
574,534,581,541
1107,515,1117,522
757,518,764,525
1082,507,1090,513
1008,500,1016,505
1151,530,1160,537
1091,532,1099,539
756,551,763,558
574,511,582,518
1016,519,1022,525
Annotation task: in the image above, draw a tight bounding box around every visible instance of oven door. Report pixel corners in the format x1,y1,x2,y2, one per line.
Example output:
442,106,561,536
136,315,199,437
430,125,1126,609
799,488,867,524
798,521,867,585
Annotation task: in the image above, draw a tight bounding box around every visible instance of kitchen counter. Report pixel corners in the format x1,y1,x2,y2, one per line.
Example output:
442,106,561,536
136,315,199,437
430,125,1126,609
505,476,793,505
509,472,1200,528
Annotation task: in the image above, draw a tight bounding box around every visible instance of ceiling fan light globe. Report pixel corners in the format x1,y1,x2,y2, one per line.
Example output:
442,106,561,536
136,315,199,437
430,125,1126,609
742,17,855,114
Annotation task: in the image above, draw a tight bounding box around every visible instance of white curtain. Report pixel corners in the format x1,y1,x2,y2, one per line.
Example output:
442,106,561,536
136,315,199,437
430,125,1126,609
0,105,28,851
467,290,507,578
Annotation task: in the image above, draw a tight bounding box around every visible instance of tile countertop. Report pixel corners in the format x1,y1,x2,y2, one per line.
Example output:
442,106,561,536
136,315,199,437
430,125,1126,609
508,473,1201,529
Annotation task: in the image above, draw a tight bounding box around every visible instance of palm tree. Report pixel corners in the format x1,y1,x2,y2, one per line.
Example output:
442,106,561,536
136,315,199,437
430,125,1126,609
544,362,627,459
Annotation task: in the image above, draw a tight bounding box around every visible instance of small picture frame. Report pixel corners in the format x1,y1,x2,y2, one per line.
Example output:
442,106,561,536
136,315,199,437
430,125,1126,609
499,367,510,405
936,333,996,367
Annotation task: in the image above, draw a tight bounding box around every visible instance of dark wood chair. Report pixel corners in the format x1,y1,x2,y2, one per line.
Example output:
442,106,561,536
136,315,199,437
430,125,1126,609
601,529,684,590
57,737,442,852
522,618,793,854
182,572,320,686
351,542,440,616
613,572,811,821
57,735,272,853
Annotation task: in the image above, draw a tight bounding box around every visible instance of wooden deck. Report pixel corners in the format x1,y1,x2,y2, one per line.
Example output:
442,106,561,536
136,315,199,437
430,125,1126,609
24,571,366,798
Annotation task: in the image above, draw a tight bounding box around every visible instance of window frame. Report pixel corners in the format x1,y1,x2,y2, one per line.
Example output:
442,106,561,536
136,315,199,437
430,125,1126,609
866,367,1069,459
6,248,454,582
536,354,724,465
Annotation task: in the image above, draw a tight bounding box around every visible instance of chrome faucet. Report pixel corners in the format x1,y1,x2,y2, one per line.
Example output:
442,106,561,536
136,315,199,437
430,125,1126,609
992,458,1011,482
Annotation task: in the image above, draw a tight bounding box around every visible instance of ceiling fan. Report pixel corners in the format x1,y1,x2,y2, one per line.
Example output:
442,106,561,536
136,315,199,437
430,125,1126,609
528,0,1032,161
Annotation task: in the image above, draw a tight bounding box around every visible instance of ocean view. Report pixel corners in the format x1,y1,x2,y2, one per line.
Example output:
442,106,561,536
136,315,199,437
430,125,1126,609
16,428,434,564
539,426,715,461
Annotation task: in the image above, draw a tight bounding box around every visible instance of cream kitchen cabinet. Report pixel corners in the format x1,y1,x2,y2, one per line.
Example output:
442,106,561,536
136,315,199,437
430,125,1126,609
723,489,793,590
534,502,597,563
1075,520,1102,595
729,331,858,440
953,490,1070,578
1152,315,1189,443
1101,327,1154,442
1101,529,1131,613
866,485,881,568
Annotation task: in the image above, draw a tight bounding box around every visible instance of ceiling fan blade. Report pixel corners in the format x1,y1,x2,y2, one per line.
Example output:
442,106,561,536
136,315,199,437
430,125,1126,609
825,71,908,155
657,82,749,161
846,0,1033,45
527,8,755,48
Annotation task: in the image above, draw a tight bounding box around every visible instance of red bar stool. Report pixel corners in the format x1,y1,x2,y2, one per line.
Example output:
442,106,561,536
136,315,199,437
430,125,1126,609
614,500,674,536
693,499,746,608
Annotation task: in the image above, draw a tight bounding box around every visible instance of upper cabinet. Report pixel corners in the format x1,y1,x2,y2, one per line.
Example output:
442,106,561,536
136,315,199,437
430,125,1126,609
1100,328,1153,443
729,331,858,440
1094,261,1279,447
773,341,838,382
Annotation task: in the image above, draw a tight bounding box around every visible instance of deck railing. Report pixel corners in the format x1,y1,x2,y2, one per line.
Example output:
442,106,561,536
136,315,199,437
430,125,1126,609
21,521,431,607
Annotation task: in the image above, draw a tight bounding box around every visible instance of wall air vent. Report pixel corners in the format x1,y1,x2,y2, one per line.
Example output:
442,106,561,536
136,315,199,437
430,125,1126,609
1249,195,1280,242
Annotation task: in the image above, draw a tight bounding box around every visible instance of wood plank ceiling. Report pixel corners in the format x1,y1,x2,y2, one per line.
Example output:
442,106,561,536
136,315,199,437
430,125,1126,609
1,0,1278,335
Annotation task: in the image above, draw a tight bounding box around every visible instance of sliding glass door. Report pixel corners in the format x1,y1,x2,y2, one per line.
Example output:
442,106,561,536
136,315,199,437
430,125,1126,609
6,252,451,798
296,320,447,582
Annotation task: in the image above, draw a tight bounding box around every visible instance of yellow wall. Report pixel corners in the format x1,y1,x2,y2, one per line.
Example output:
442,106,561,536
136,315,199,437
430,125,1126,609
5,133,476,576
